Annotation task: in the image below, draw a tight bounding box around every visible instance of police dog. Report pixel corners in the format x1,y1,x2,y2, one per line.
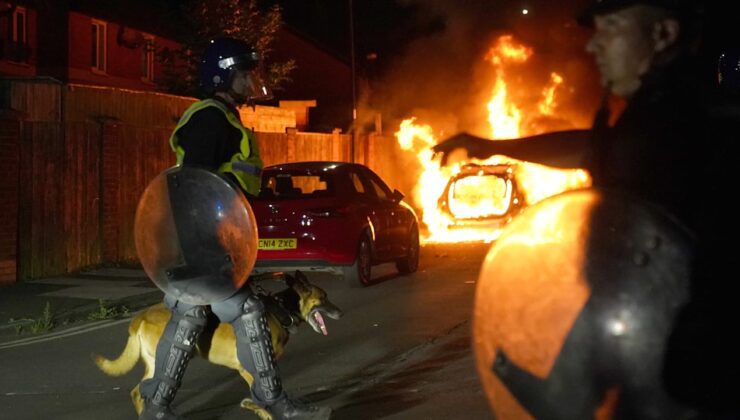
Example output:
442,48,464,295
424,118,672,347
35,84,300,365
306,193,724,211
94,271,342,419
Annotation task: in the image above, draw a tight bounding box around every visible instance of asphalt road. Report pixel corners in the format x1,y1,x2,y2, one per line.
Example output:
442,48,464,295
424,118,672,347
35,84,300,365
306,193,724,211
0,242,494,420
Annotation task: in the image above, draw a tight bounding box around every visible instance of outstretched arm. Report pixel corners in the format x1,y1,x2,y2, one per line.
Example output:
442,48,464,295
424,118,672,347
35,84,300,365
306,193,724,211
433,130,591,169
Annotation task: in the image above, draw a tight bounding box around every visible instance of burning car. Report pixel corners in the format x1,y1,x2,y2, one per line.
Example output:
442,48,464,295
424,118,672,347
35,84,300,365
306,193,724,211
437,163,525,231
393,34,594,243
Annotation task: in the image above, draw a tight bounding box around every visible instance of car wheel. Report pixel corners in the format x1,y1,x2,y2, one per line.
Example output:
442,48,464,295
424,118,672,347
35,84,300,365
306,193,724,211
344,234,373,287
396,225,420,274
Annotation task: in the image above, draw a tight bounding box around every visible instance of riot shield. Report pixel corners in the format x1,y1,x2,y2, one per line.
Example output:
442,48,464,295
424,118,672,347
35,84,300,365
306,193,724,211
473,189,696,419
135,166,258,305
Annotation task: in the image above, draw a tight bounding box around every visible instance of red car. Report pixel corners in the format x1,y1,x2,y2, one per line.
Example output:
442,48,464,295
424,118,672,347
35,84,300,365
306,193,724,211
250,161,420,286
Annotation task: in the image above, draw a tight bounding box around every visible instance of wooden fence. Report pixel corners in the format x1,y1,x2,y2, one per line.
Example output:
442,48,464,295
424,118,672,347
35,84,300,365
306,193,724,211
0,116,401,282
0,78,407,282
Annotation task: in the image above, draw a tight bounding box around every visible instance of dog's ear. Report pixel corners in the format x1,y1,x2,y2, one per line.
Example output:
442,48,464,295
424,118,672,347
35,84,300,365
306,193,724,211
294,270,310,288
284,272,296,288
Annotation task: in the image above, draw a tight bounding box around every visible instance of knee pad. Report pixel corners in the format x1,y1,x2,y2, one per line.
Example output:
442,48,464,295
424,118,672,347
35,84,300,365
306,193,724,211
169,306,207,351
242,294,266,316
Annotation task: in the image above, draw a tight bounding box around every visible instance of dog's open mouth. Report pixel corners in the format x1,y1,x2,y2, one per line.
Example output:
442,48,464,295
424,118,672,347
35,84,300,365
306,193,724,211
307,303,341,336
312,311,328,335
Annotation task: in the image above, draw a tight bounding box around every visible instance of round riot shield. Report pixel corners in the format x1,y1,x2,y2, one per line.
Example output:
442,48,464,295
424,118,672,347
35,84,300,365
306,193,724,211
135,166,258,305
473,189,696,419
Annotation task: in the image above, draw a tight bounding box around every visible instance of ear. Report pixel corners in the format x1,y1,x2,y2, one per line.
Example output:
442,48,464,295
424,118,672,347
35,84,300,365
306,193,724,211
294,270,310,287
284,272,296,288
652,18,680,53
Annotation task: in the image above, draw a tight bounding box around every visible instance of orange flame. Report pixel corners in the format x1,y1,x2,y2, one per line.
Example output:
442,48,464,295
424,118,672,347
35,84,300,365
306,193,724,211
486,35,533,65
486,36,533,139
539,72,564,116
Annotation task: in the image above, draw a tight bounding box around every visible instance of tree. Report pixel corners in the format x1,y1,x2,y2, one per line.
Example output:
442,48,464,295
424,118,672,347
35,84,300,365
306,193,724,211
157,0,295,97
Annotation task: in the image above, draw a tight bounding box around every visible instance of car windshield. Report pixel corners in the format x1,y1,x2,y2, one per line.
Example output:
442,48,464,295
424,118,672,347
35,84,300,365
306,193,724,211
259,171,335,199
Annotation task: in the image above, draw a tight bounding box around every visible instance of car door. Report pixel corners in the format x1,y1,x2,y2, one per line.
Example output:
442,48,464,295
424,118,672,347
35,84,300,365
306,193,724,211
360,168,400,260
346,169,386,257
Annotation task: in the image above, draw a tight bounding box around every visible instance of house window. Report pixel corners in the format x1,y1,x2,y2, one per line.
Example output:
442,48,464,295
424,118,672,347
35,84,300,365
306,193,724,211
8,6,28,63
12,7,26,44
142,35,154,82
91,20,107,72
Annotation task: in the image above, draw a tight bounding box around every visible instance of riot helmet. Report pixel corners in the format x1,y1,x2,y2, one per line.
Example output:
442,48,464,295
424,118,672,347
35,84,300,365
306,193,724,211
199,37,273,103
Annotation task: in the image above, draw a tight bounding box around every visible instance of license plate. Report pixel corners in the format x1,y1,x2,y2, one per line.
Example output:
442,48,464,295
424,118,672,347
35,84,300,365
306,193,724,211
258,238,297,250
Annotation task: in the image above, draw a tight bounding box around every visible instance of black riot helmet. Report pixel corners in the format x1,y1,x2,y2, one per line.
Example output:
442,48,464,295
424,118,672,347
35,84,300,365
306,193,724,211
199,37,273,102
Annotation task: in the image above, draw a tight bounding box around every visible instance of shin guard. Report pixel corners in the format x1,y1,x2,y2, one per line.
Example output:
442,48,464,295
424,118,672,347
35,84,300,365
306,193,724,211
231,295,283,404
139,305,207,409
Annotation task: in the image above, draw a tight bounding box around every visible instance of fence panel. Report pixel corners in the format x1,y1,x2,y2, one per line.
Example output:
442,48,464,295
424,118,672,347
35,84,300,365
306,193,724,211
0,117,20,283
101,123,122,262
18,122,66,279
366,133,412,194
255,131,354,167
255,132,290,167
295,132,334,162
102,124,174,263
63,121,102,272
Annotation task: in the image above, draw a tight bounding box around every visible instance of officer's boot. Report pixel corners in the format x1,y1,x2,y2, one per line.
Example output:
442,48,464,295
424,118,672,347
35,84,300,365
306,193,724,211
231,294,332,420
138,305,207,420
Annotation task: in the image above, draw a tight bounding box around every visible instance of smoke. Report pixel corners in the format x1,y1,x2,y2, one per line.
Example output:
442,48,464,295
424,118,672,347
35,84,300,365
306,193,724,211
361,0,601,139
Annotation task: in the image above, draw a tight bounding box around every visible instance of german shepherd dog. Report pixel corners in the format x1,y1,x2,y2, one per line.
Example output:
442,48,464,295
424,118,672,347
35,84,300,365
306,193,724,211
94,271,342,419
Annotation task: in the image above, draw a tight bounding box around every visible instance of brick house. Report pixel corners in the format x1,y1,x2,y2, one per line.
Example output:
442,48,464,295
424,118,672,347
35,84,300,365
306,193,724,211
0,1,178,91
0,0,355,130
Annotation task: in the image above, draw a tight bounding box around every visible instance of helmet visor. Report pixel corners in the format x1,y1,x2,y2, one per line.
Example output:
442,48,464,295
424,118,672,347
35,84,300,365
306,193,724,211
243,67,273,102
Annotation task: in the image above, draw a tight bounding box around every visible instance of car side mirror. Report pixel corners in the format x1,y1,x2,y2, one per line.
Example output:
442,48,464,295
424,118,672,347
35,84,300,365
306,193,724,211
391,189,405,203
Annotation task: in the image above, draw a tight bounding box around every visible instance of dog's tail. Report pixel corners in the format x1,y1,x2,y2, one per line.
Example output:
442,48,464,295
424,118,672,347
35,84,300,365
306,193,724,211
93,318,142,376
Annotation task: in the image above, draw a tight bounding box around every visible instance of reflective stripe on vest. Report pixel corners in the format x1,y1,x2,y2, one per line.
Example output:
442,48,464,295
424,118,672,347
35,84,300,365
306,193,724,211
169,99,263,196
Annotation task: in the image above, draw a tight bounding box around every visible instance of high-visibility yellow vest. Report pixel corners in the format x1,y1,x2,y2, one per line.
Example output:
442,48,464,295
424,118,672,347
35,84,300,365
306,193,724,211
169,98,263,196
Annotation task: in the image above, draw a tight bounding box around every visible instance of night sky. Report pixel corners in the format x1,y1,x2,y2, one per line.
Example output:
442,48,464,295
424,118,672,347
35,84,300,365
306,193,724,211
275,0,738,69
273,0,738,134
275,0,593,74
111,0,738,133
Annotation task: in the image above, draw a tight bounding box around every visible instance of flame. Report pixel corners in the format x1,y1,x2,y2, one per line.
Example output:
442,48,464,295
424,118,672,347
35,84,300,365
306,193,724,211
487,79,522,139
487,35,533,65
396,35,591,244
539,72,564,116
486,36,533,139
395,119,460,242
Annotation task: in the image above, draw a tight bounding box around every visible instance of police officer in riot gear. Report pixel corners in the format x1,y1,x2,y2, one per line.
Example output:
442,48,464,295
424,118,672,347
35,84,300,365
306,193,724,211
457,0,740,416
137,37,332,420
172,37,268,196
